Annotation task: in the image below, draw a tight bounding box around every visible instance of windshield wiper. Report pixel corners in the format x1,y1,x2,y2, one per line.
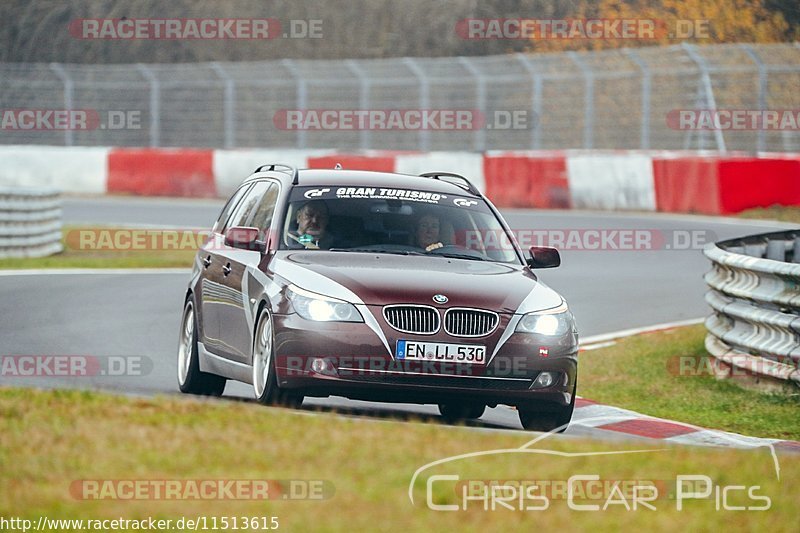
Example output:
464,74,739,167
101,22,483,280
329,248,486,261
329,247,425,256
434,252,488,261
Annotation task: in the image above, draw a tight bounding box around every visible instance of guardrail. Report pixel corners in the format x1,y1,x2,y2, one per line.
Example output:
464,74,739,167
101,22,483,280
0,188,63,259
704,230,800,392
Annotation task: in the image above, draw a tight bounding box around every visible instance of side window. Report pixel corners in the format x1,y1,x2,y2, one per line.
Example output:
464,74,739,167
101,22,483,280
247,183,280,240
224,181,270,232
213,184,252,234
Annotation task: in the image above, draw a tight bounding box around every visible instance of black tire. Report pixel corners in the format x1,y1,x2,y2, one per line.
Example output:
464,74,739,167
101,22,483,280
177,299,226,396
438,402,486,422
252,308,304,408
518,375,577,432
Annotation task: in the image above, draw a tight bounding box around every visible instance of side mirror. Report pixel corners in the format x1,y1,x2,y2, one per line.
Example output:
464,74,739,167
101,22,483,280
526,246,560,268
224,226,265,252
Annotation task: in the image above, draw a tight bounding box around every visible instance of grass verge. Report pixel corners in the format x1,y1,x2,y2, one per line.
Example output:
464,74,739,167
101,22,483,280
580,324,800,440
738,205,800,224
0,226,197,269
0,387,797,531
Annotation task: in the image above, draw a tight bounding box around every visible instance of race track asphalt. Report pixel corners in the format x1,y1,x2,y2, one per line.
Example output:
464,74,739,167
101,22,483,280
1,196,793,436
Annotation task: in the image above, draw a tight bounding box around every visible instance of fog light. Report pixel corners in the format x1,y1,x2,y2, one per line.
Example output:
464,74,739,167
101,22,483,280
311,358,336,375
532,371,556,389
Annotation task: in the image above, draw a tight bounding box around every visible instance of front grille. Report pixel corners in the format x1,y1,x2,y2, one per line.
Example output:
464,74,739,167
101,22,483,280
444,308,499,337
383,305,439,334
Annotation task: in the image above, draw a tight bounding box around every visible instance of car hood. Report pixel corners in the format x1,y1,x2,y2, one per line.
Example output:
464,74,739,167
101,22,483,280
271,251,563,314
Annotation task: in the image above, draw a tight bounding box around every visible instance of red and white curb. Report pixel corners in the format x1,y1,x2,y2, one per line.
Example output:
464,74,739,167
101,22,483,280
571,397,800,453
576,319,799,453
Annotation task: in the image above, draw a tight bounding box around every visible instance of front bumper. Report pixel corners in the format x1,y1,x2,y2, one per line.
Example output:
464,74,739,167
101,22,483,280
272,312,578,408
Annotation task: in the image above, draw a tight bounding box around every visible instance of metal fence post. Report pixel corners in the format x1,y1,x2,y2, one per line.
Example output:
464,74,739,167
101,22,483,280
6,45,798,153
281,59,307,149
625,49,651,150
568,51,594,149
402,57,430,152
457,56,486,151
740,44,767,154
211,62,236,149
682,43,726,153
346,59,370,150
515,53,543,150
49,63,73,146
136,64,160,147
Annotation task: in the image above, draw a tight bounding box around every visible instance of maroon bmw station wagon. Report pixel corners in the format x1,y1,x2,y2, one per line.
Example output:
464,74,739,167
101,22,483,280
178,164,578,431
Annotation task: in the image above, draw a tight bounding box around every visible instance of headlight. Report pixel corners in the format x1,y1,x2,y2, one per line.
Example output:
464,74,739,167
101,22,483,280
516,301,573,336
287,284,363,322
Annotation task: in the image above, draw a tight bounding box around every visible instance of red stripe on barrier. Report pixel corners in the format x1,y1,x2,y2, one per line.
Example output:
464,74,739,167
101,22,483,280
717,158,800,214
597,418,697,439
652,157,721,214
307,154,396,173
653,156,800,215
483,153,569,208
107,148,215,197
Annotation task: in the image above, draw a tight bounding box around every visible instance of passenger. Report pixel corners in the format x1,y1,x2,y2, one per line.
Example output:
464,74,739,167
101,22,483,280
415,214,444,252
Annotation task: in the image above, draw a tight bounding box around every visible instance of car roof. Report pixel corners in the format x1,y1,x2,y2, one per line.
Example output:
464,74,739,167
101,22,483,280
249,168,481,197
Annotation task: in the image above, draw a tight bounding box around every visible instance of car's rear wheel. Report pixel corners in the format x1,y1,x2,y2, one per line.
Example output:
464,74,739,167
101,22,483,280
438,402,486,422
518,376,576,432
252,308,303,407
177,299,226,396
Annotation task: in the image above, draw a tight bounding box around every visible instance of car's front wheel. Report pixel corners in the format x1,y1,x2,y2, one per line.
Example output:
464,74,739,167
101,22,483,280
252,308,303,407
438,402,486,422
177,299,226,396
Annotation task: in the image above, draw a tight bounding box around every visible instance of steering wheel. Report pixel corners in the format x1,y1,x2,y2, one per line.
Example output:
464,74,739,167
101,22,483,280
426,244,485,258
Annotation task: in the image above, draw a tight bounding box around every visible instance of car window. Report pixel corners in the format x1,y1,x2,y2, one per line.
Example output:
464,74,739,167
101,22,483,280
223,181,270,233
212,184,251,234
247,182,280,240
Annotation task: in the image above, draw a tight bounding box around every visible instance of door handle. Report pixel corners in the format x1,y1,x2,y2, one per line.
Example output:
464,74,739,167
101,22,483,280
202,255,212,268
222,263,232,276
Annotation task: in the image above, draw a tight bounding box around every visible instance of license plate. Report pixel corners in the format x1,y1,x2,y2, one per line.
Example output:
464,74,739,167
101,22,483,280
395,340,486,364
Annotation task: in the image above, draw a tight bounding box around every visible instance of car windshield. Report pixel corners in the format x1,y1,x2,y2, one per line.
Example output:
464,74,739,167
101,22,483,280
280,186,520,264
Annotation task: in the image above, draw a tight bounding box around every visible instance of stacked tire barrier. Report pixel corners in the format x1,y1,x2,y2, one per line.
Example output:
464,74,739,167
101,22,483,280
704,231,800,392
0,187,63,259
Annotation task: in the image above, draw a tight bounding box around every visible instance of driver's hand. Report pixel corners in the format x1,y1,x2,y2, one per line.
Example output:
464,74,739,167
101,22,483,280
288,232,320,249
425,242,444,252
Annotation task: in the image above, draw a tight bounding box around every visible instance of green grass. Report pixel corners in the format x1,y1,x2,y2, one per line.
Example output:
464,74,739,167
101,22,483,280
0,387,797,532
738,205,800,224
580,325,800,440
0,226,197,269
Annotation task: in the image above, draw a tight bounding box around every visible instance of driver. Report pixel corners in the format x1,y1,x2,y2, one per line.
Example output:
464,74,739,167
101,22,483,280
288,200,333,249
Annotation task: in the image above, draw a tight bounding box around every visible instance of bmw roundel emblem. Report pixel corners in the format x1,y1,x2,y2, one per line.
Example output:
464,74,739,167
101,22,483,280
432,294,448,304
